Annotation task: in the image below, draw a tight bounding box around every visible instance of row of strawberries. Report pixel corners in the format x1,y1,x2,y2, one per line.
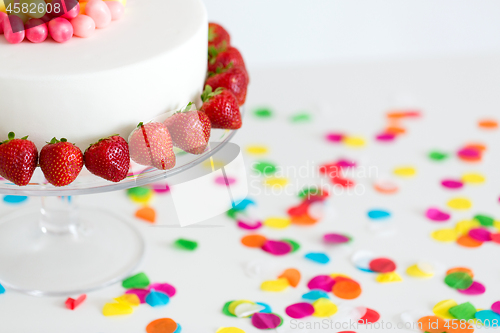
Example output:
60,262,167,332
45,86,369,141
0,22,247,187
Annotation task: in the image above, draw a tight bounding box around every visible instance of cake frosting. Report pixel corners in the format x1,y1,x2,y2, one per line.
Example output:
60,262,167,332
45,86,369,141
0,0,208,149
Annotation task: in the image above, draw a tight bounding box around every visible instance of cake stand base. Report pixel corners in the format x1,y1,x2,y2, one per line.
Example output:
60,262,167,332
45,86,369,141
0,202,145,296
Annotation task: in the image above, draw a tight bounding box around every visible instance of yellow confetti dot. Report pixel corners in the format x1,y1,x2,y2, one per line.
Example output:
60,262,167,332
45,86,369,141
343,136,366,148
447,197,472,210
393,166,416,177
376,272,402,283
431,229,458,242
102,303,134,316
432,299,458,320
216,328,246,333
260,278,290,292
455,220,481,235
462,172,486,184
246,145,269,156
129,192,153,204
264,217,291,229
114,294,140,307
494,221,500,232
264,177,289,187
312,298,338,317
406,264,433,278
228,300,254,315
202,159,225,170
431,228,459,242
329,273,351,279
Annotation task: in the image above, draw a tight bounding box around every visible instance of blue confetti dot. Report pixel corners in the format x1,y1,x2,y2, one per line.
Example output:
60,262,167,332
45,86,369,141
305,252,330,264
145,290,169,307
233,198,255,210
355,266,375,273
302,289,329,301
475,310,500,327
173,323,182,333
0,283,4,294
367,209,391,220
3,195,28,204
256,302,272,313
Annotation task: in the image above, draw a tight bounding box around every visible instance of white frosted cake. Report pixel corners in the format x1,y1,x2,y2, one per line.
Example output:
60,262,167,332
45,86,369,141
0,0,208,149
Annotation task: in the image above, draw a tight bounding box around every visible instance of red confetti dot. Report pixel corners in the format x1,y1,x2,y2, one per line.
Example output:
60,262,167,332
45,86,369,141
358,308,380,324
369,258,396,273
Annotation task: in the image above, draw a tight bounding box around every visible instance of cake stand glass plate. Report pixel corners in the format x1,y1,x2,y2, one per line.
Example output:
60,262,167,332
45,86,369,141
0,126,238,296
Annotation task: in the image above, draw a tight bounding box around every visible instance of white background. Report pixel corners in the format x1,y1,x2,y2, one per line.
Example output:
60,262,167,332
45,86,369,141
203,0,500,69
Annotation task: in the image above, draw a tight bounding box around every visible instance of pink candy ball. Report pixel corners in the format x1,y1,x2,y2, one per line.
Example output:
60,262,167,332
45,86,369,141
85,0,111,28
104,1,124,21
48,17,73,43
0,12,7,35
70,14,95,38
62,3,81,20
3,15,25,44
25,19,48,43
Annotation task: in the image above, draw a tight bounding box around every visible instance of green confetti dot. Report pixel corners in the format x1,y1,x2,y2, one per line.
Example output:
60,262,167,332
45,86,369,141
429,150,448,161
298,187,324,199
290,112,312,123
444,272,473,290
253,107,273,119
174,238,198,251
253,161,277,175
222,301,237,317
473,214,494,227
449,302,477,321
281,239,300,253
127,187,151,199
122,272,150,289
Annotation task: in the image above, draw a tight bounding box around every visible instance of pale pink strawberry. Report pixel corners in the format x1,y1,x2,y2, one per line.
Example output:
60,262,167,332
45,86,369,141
128,122,175,170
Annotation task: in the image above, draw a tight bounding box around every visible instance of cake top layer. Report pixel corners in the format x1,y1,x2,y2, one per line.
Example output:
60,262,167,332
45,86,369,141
0,0,207,78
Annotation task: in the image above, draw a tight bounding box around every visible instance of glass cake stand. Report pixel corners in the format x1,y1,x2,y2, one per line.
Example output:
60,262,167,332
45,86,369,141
0,126,238,296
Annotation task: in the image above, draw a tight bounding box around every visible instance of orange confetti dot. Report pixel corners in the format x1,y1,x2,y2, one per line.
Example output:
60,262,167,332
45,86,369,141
241,234,267,248
135,206,156,223
278,268,301,287
291,214,318,226
387,110,421,119
478,119,498,129
332,279,362,299
374,182,398,194
446,267,474,278
456,235,483,248
146,318,178,333
385,126,406,135
417,316,447,333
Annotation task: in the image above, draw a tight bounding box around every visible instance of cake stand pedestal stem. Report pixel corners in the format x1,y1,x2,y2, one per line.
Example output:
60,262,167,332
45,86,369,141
39,196,80,235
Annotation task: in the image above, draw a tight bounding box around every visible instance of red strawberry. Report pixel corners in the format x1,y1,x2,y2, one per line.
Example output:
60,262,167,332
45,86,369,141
128,122,175,170
205,66,249,106
200,85,242,129
84,135,130,182
39,138,83,187
0,132,38,186
208,22,230,49
163,103,212,155
208,45,246,73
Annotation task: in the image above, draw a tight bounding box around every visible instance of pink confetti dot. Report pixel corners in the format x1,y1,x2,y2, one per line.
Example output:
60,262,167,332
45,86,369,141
307,275,335,291
457,147,481,159
425,208,451,222
325,132,344,142
457,281,486,295
125,289,149,304
285,302,315,319
324,233,351,244
148,283,176,297
337,159,357,168
492,301,500,315
261,240,292,256
251,312,282,329
376,133,396,142
468,228,492,242
441,179,464,189
237,220,262,230
215,176,236,186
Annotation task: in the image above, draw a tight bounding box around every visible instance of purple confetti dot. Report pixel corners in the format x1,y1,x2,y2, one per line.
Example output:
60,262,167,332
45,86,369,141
457,281,486,295
307,275,335,292
441,179,464,189
468,228,492,242
261,240,292,256
425,208,451,222
324,233,351,244
251,312,282,329
285,302,315,319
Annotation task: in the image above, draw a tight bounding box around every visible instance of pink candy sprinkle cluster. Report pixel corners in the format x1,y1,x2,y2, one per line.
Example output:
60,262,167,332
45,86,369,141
0,0,124,44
